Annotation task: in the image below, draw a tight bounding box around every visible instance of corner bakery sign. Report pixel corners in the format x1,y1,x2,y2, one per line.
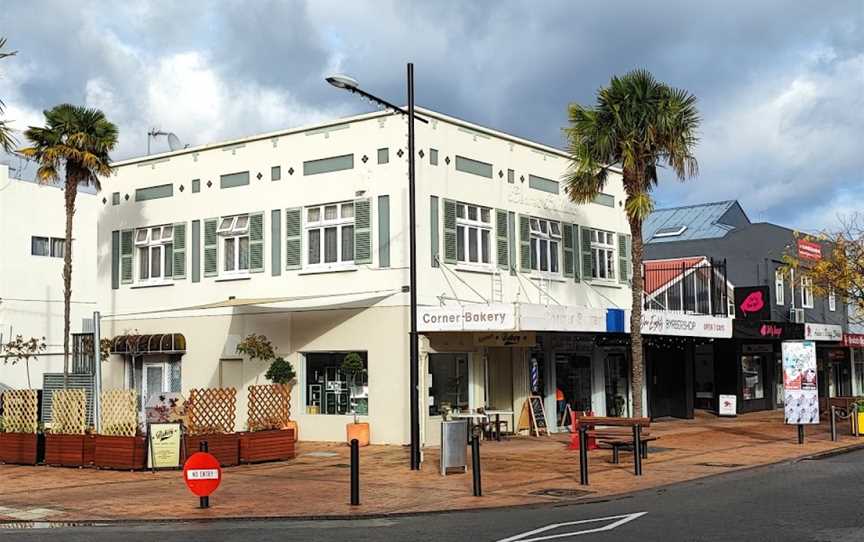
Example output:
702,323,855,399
418,304,516,331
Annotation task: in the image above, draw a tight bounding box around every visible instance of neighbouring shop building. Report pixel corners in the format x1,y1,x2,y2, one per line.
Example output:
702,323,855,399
97,107,634,445
642,201,849,417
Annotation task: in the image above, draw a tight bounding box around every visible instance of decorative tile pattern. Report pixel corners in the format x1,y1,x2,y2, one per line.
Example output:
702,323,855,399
498,170,504,178
206,180,213,188
418,150,425,158
397,149,404,158
179,185,184,192
256,172,263,180
288,167,295,176
361,155,369,164
444,156,451,165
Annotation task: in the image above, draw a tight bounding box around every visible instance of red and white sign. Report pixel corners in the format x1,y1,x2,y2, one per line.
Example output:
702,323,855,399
183,452,222,497
797,239,822,261
843,333,864,348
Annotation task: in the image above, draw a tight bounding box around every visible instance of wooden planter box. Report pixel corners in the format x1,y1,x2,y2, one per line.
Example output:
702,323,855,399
239,429,296,464
45,433,87,467
94,435,146,470
83,434,96,466
186,433,240,467
0,432,41,465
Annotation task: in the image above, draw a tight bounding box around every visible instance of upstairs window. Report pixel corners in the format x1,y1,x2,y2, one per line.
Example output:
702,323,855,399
801,276,814,308
590,230,616,280
305,201,355,267
455,203,492,267
135,225,174,281
775,269,785,305
828,288,836,312
218,215,250,274
31,236,49,256
529,218,561,273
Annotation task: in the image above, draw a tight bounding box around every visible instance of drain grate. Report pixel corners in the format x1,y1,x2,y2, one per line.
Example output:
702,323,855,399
331,463,351,468
530,488,592,498
696,462,745,468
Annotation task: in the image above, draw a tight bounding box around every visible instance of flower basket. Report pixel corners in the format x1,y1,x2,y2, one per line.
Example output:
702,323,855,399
45,433,87,467
94,435,147,470
239,428,296,464
0,432,42,465
185,433,240,467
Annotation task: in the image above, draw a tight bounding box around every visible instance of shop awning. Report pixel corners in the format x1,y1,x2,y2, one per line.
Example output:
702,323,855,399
110,333,187,354
185,289,401,312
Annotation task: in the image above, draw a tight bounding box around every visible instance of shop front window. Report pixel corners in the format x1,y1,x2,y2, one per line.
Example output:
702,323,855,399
742,355,765,400
855,358,864,397
555,352,592,412
604,353,629,417
305,352,368,415
429,353,469,416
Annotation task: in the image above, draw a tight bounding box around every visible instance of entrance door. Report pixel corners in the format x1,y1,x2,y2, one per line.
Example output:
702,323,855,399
143,363,166,406
649,349,687,418
555,353,592,412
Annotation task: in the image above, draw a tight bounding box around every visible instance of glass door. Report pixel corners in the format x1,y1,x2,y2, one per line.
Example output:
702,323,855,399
143,363,167,406
604,353,629,416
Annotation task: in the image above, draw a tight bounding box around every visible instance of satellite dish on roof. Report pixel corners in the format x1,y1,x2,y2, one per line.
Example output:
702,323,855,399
147,129,188,154
167,133,183,151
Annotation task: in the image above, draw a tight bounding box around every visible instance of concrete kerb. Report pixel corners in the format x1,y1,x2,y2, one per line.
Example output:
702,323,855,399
2,440,862,527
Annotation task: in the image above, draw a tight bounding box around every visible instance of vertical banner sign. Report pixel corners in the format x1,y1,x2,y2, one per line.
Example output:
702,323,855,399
782,341,819,424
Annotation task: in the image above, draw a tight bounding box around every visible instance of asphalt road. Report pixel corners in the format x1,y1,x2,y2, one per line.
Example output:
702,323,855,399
3,448,863,542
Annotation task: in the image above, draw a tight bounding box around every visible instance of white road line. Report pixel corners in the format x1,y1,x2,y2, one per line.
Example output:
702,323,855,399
496,512,647,542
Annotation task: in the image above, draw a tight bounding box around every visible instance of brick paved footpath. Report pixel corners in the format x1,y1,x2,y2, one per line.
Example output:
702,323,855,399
0,411,860,522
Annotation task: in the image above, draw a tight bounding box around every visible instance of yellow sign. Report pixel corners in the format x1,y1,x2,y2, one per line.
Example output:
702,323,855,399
474,331,536,347
147,422,182,469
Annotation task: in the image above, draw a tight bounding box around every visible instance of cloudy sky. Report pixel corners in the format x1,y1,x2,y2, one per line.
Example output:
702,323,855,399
1,1,861,231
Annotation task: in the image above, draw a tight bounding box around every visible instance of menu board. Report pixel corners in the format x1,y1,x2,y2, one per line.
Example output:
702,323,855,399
147,422,183,469
782,341,819,425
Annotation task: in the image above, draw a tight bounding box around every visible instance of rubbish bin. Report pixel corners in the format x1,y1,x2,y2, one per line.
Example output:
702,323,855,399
440,420,468,476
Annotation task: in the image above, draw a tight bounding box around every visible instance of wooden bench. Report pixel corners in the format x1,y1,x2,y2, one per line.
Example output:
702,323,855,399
601,436,659,464
576,416,654,475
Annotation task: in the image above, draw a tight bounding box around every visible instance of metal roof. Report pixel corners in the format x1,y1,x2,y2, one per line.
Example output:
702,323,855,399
644,200,741,243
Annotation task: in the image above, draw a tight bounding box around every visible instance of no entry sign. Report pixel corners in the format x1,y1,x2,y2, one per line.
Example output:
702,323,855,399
183,452,222,498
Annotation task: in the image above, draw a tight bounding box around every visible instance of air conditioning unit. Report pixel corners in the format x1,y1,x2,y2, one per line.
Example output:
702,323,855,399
789,308,805,323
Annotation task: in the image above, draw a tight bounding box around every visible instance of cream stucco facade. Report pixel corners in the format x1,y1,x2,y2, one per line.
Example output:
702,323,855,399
97,108,633,445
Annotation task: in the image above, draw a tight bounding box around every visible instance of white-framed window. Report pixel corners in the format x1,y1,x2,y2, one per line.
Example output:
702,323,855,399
775,268,785,305
31,236,65,258
305,201,355,268
135,225,174,282
801,276,814,308
828,288,836,311
218,215,250,274
455,203,492,267
590,229,616,280
529,217,561,274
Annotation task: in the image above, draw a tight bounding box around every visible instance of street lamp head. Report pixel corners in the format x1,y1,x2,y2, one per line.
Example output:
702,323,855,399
326,74,360,90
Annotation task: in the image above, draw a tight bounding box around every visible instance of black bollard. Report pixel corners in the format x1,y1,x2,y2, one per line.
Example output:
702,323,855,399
199,441,209,509
633,424,643,476
350,439,360,506
578,423,589,485
471,433,482,497
798,424,805,445
830,406,837,442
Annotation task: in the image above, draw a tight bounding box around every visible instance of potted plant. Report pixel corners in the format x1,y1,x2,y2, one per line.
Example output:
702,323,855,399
240,357,298,463
94,390,146,470
342,352,369,446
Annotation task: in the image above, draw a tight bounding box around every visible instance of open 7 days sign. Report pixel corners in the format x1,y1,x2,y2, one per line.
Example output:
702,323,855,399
417,304,516,332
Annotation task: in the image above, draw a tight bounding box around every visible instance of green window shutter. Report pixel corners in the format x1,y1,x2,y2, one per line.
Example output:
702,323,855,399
120,229,134,284
443,199,457,264
271,209,281,276
354,198,372,264
518,215,531,272
203,218,218,277
508,212,517,276
430,196,439,267
285,207,302,270
572,225,581,282
581,227,593,280
495,209,509,271
172,222,186,279
111,230,120,289
191,220,201,283
378,195,390,268
562,223,574,278
619,233,631,284
249,212,265,273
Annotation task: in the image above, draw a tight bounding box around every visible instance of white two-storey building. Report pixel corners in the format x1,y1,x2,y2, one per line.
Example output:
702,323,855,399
0,164,98,391
97,108,634,445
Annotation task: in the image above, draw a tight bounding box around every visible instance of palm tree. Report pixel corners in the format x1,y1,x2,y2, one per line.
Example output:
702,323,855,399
19,105,118,386
564,69,700,418
0,37,18,152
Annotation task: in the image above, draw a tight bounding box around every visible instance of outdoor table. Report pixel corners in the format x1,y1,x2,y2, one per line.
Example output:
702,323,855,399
451,413,488,442
484,410,515,441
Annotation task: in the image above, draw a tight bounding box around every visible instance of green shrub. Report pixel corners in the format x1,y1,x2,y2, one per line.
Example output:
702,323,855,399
265,357,296,385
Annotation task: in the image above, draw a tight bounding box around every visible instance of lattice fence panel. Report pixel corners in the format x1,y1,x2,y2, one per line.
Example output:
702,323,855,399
187,388,237,435
51,389,87,435
247,384,292,431
1,389,38,434
100,389,138,437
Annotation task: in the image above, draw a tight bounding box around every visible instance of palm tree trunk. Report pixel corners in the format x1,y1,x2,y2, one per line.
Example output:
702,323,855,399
629,217,645,418
62,178,78,389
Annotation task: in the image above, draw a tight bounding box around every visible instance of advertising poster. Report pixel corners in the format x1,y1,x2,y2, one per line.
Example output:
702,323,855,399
782,341,819,425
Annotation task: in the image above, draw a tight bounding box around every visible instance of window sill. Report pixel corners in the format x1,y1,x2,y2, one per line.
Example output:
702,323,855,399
215,275,251,282
455,265,497,275
587,279,624,289
131,282,175,289
529,274,566,283
298,266,358,276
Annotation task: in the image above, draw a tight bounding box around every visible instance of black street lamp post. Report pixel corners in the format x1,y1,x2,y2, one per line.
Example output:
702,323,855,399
327,63,427,470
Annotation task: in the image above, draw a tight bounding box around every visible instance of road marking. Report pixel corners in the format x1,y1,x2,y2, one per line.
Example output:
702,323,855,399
496,512,647,542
